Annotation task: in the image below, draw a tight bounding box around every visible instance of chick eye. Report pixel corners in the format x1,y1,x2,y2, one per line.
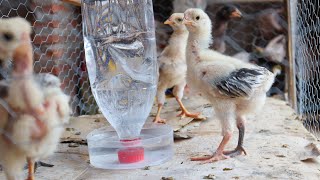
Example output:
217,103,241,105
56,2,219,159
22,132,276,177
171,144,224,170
195,16,200,20
177,18,182,22
3,32,13,42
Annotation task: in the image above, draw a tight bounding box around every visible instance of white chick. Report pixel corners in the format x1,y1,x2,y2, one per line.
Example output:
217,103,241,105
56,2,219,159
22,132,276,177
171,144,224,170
256,34,286,65
0,18,34,180
154,13,202,124
10,37,70,180
0,18,70,180
183,8,275,163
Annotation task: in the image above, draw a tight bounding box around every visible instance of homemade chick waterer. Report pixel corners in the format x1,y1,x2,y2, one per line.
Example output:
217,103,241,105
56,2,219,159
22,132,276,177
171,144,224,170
82,0,173,169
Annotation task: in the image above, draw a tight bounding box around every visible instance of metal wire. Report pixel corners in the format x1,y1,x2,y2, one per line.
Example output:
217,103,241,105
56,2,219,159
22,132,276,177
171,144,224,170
0,0,288,117
0,0,98,116
295,0,320,139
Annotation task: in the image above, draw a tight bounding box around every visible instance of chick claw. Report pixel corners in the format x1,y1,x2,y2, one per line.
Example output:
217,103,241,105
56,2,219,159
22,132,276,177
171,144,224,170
176,111,202,120
190,153,229,164
223,146,247,157
153,117,166,124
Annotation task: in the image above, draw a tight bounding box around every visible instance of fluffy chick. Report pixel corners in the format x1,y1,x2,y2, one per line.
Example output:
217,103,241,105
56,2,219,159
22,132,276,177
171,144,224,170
0,18,34,180
256,34,286,65
183,8,275,163
154,13,202,124
12,38,69,180
0,18,70,180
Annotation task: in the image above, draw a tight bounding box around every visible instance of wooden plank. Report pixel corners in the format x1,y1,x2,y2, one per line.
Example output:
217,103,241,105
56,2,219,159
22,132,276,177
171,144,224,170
148,95,208,132
208,0,284,3
62,0,81,6
286,0,298,111
2,98,319,180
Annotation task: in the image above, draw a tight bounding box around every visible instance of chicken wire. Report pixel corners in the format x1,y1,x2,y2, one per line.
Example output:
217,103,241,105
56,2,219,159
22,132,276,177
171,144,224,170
0,0,289,116
0,0,98,116
294,0,320,139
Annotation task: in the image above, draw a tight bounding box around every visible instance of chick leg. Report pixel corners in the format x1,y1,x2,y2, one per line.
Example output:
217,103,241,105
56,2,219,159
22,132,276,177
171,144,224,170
24,161,54,172
173,83,202,119
153,84,167,124
27,158,35,180
190,132,232,163
191,108,235,163
223,116,247,157
153,104,166,124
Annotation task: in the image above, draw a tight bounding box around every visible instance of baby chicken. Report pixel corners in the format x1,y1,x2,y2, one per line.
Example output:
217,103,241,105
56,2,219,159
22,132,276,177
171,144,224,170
183,8,275,163
256,34,287,65
0,18,70,180
13,34,69,180
0,18,34,180
211,5,242,53
154,13,202,124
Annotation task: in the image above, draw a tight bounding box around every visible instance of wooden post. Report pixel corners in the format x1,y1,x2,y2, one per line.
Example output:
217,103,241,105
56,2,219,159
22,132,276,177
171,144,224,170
62,0,81,6
286,0,298,111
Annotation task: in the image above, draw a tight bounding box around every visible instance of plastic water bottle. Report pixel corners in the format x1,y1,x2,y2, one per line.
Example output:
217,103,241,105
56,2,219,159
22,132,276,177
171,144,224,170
82,0,158,140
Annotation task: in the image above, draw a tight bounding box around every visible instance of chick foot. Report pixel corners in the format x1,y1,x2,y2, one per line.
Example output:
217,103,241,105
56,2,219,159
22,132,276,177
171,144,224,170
190,152,229,164
153,104,166,124
223,146,247,157
153,117,166,124
176,111,201,119
191,132,232,164
175,97,205,120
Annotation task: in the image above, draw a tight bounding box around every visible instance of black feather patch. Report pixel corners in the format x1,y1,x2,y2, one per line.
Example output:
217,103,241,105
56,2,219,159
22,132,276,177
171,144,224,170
216,68,267,97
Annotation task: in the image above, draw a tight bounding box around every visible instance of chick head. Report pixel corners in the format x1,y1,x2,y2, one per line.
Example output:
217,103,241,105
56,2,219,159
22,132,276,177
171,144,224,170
183,8,212,34
216,5,242,20
0,17,32,62
164,13,187,32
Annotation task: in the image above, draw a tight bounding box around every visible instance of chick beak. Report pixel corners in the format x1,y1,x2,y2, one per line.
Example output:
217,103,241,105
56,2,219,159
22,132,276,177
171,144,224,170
183,19,193,26
12,32,33,76
164,20,174,25
230,9,242,18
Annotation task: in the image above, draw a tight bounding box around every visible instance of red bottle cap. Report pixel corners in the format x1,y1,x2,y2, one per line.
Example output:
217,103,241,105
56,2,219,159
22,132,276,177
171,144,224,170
117,138,144,163
117,147,144,163
120,138,141,146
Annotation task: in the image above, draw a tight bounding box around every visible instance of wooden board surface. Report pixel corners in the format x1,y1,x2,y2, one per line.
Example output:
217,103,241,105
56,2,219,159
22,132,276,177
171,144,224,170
1,97,320,180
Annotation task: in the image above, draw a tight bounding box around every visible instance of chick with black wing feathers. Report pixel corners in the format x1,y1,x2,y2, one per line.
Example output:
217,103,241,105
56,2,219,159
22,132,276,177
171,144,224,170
183,8,275,163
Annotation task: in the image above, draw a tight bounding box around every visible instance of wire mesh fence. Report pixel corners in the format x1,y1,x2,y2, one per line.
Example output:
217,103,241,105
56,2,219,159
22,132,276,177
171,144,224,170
0,0,289,116
0,0,98,116
294,0,320,139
